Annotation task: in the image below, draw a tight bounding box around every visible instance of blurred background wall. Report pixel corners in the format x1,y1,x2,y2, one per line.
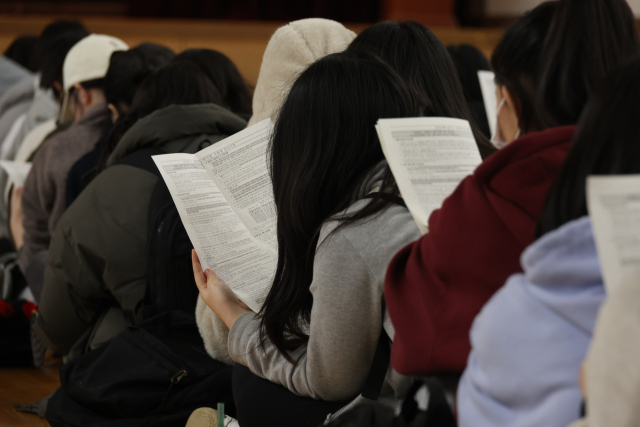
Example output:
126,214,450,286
1,0,639,85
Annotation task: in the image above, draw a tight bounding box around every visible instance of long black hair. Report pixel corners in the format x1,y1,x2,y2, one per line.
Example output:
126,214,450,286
490,1,558,135
536,56,640,238
259,52,419,361
536,0,640,128
97,62,222,169
347,21,494,159
174,49,253,119
492,0,640,135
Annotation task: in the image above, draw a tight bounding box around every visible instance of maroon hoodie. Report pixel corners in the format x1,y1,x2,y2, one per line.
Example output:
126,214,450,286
384,125,576,376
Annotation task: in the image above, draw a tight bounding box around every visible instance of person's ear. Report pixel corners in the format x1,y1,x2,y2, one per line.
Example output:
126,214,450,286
496,85,521,142
107,103,119,123
52,81,64,104
74,83,90,107
501,85,521,131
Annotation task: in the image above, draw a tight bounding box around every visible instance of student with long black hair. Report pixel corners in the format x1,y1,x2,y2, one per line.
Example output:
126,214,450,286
193,52,422,427
458,53,640,427
346,21,494,159
35,63,246,358
384,0,639,380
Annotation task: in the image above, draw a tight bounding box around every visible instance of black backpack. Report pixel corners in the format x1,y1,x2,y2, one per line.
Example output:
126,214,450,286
118,148,200,320
46,311,235,427
325,378,457,427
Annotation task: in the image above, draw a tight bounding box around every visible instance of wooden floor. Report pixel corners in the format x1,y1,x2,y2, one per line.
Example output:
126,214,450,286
0,366,60,427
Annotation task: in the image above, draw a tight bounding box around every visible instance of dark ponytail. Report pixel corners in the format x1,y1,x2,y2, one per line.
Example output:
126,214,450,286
536,55,640,238
536,0,640,128
490,1,558,135
104,43,175,115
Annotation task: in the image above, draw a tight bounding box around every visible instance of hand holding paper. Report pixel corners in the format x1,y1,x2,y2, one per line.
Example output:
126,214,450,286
192,249,251,329
153,119,277,312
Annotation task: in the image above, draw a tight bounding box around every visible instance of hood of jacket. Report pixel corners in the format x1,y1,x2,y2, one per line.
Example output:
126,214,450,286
248,18,356,126
457,215,604,427
521,215,603,333
107,103,247,166
475,125,575,246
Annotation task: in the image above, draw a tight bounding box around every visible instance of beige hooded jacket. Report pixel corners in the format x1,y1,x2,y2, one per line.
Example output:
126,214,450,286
196,18,356,365
569,275,640,427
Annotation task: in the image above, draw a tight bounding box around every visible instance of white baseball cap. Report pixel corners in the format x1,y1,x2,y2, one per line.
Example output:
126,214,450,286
60,34,129,123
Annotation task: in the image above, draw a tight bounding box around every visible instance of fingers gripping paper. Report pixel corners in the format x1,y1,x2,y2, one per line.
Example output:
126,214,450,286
153,119,277,312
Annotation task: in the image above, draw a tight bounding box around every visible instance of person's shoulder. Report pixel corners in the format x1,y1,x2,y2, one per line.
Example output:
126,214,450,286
321,201,420,257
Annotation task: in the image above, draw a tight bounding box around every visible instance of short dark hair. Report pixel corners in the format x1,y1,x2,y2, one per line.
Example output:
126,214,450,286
33,20,88,73
4,35,38,72
536,55,640,238
39,33,87,92
173,49,252,119
347,21,495,159
104,43,175,113
98,61,222,170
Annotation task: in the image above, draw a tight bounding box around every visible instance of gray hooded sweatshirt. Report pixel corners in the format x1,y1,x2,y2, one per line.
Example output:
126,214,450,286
228,165,421,404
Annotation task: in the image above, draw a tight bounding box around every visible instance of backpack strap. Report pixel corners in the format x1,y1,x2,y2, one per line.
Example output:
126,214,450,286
361,329,391,401
359,192,408,401
118,147,166,178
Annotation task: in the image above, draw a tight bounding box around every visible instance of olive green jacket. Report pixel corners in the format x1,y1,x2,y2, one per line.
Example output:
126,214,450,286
36,104,246,356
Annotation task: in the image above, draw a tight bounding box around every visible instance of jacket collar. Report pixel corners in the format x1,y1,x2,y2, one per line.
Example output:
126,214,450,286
74,101,110,129
476,125,577,182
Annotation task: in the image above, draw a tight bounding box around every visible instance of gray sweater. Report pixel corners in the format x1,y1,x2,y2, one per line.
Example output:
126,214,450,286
228,196,421,402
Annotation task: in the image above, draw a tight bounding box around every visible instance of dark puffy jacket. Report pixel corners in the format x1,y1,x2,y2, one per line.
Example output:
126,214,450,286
35,104,246,357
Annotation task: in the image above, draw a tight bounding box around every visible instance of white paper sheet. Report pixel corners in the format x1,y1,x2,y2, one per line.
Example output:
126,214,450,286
0,160,31,205
196,119,277,251
0,160,32,187
376,117,482,234
152,120,277,312
587,175,640,294
478,70,498,136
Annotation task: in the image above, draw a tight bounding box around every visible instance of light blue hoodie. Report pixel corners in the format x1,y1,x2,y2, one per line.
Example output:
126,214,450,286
457,216,604,427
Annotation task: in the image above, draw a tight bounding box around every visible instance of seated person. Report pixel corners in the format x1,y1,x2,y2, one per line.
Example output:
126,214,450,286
457,52,640,427
35,63,246,359
194,52,419,427
65,43,174,206
16,34,127,301
383,0,639,379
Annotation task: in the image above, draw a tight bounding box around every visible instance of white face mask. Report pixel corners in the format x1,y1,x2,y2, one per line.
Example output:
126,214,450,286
491,98,521,149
